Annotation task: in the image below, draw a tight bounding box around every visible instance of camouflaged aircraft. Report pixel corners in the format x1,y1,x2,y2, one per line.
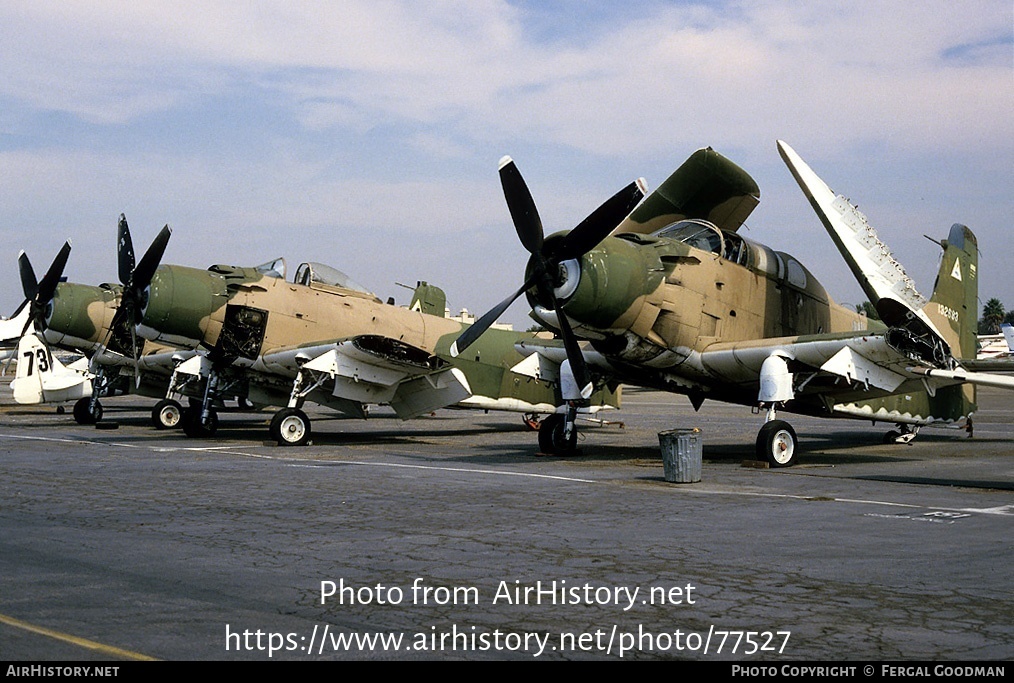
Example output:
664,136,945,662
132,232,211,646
13,221,201,423
452,141,1014,466
4,246,94,407
97,248,626,445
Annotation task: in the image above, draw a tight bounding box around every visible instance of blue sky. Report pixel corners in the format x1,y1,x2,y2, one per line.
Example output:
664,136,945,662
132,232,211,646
1,1,1011,330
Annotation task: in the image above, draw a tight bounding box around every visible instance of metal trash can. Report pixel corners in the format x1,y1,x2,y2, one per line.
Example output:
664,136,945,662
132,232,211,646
659,428,702,483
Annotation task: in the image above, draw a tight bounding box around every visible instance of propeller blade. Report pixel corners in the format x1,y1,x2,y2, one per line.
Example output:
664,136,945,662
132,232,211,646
131,225,171,290
554,178,647,262
499,156,544,255
18,251,38,302
36,241,72,304
451,274,537,357
550,293,594,399
117,213,135,286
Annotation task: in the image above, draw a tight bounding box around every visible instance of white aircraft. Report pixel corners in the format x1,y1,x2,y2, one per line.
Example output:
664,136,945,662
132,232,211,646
6,244,94,406
10,327,93,405
0,304,31,364
977,323,1014,360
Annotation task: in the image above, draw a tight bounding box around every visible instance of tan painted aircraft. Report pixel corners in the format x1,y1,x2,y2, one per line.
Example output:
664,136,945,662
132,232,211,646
453,141,1014,466
12,225,209,423
36,212,632,443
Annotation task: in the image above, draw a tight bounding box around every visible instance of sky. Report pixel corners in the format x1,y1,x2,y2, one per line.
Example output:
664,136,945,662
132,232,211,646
1,1,1011,332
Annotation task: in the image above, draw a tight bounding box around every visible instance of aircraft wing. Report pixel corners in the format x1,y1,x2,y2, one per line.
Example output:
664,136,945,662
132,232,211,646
698,332,1014,398
778,141,947,343
258,334,471,419
519,329,1014,410
612,147,761,236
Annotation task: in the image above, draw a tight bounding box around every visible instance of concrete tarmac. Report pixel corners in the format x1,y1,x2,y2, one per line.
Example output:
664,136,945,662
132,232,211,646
0,384,1011,661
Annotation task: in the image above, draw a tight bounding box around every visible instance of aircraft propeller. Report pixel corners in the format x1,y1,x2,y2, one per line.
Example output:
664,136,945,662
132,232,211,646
109,214,172,356
16,241,72,337
451,156,645,398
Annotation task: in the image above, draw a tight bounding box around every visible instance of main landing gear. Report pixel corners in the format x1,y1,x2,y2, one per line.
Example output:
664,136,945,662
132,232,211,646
754,401,798,468
151,399,183,430
73,396,103,425
756,419,798,468
270,408,312,447
537,404,580,456
182,405,219,438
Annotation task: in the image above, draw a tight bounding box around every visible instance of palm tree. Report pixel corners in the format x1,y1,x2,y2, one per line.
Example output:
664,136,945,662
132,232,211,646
980,298,1005,334
855,301,880,320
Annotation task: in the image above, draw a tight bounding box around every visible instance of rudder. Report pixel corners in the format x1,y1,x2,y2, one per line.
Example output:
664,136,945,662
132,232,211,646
926,223,978,361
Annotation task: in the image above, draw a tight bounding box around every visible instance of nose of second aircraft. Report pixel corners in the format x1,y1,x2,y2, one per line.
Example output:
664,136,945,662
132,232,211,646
136,265,228,349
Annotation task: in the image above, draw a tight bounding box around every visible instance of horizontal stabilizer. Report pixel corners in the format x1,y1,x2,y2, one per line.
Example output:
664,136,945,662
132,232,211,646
12,332,92,404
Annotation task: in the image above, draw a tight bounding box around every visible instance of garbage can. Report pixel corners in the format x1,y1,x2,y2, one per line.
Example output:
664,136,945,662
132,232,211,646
659,428,702,483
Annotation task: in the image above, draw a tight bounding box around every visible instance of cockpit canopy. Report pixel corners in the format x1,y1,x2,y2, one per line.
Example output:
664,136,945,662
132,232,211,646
652,219,749,266
255,258,286,280
294,262,374,296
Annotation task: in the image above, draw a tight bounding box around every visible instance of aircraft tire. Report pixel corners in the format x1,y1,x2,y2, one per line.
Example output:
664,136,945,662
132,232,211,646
182,407,218,438
538,413,577,455
151,399,184,430
756,420,797,467
270,408,311,447
73,397,102,425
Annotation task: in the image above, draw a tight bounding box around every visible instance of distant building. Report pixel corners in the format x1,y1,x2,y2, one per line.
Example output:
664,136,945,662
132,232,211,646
445,307,513,331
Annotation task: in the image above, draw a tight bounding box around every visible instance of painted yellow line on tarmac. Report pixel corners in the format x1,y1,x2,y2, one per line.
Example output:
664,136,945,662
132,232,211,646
0,612,158,661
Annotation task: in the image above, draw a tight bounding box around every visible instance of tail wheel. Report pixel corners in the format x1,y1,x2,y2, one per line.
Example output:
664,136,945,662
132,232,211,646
73,397,102,425
151,399,183,430
270,408,311,447
538,413,577,455
756,420,797,467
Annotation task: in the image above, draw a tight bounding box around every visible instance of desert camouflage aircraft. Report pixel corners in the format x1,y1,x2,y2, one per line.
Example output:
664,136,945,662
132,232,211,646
27,217,622,440
11,222,201,423
453,141,1014,466
122,249,625,444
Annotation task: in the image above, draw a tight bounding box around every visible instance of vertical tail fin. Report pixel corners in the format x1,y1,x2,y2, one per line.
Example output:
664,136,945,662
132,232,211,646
408,281,447,317
925,224,978,360
12,333,50,404
11,332,92,404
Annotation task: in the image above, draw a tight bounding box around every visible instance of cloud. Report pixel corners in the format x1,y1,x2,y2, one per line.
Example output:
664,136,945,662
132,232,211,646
0,1,1010,321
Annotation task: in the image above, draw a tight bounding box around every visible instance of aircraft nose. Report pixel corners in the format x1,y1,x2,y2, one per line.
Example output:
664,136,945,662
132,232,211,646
552,236,661,332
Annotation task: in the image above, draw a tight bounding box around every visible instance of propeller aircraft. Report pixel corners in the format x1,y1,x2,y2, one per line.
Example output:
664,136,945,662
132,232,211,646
453,142,1014,466
122,249,625,445
12,219,202,424
31,213,627,443
3,242,94,408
